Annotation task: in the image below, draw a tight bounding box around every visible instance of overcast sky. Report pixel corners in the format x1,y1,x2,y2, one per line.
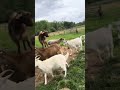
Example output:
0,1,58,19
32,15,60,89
35,0,85,23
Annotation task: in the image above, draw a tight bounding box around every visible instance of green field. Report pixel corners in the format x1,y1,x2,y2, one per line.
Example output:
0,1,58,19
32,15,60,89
86,1,120,32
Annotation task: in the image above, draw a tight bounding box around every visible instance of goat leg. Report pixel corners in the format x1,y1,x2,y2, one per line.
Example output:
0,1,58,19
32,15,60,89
23,40,27,50
26,40,33,50
15,41,21,54
44,73,47,85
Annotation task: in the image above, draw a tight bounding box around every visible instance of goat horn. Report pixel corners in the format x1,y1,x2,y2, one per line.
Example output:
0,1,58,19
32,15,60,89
0,69,14,77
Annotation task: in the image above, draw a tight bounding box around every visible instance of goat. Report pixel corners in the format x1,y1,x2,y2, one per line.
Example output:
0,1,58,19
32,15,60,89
30,34,35,46
63,37,83,51
48,38,64,45
80,35,85,46
35,44,63,61
38,31,49,48
86,24,114,62
0,50,35,79
35,52,69,85
8,11,33,54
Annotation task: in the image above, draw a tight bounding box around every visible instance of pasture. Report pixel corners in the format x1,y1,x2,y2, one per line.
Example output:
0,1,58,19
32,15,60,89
35,26,85,90
35,26,85,48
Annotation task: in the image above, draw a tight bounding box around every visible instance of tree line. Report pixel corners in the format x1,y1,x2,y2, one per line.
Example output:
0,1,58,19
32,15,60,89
35,20,84,33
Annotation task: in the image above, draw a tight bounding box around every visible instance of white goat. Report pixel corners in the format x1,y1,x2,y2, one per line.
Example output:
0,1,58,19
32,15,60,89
86,24,114,62
63,37,83,51
35,52,69,85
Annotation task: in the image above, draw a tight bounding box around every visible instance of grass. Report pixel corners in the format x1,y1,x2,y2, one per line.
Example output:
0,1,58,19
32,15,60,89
36,51,85,90
86,1,120,32
35,27,85,48
86,1,120,89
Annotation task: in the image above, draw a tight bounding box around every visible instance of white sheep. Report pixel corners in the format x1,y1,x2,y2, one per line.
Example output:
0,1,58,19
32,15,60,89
86,24,114,62
63,37,83,52
35,52,69,85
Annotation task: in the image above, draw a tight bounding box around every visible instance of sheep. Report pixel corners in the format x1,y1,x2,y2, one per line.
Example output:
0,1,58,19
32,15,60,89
35,52,69,85
48,38,64,45
35,44,63,60
8,11,33,54
63,37,83,52
86,24,114,62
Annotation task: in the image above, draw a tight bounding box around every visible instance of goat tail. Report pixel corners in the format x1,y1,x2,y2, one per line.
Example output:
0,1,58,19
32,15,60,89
64,52,69,60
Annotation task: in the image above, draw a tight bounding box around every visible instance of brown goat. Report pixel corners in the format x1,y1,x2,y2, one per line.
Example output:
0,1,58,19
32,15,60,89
48,38,64,45
35,44,62,61
38,31,49,48
8,11,34,54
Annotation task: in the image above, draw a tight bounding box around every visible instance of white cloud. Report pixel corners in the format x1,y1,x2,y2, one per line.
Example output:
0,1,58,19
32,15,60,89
35,0,85,23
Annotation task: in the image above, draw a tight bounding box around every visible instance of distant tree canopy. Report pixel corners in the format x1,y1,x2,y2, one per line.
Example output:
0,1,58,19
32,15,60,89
35,20,84,33
0,0,34,23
